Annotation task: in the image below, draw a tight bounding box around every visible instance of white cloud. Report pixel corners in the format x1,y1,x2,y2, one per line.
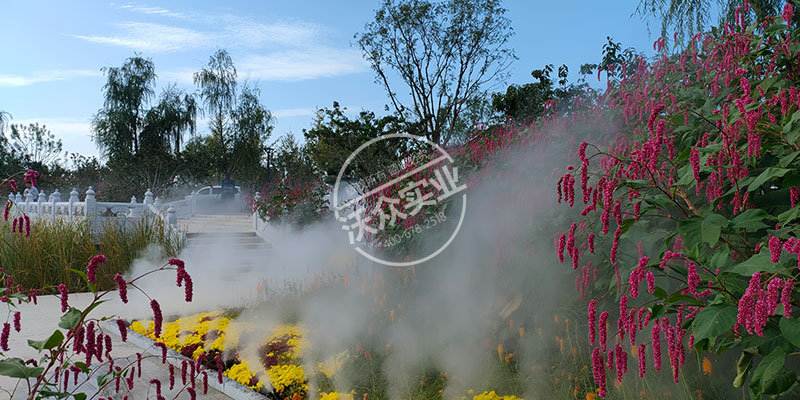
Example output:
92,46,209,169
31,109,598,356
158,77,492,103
272,108,316,119
71,22,210,53
69,8,368,82
238,48,367,81
0,70,100,87
119,4,187,19
160,47,368,84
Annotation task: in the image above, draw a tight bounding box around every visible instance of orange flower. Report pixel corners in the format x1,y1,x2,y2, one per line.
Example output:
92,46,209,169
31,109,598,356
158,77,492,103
518,327,525,338
586,393,597,400
390,309,396,323
702,357,712,375
497,343,504,360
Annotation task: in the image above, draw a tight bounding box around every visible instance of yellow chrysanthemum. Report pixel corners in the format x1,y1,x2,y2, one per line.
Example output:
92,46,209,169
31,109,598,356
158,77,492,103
320,392,354,400
129,320,148,336
225,361,263,390
267,364,307,392
472,391,523,400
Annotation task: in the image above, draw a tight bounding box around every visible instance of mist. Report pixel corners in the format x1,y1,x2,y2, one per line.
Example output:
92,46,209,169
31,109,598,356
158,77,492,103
122,120,737,399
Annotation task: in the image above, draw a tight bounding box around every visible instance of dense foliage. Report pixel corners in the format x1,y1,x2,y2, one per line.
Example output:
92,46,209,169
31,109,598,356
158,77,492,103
551,5,800,398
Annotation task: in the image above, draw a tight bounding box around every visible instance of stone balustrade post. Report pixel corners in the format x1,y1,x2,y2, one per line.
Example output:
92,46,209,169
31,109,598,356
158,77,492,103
25,191,33,213
166,206,177,227
190,191,197,216
130,196,138,217
143,189,153,216
68,188,79,216
37,192,46,214
253,192,262,231
51,189,60,220
85,186,97,234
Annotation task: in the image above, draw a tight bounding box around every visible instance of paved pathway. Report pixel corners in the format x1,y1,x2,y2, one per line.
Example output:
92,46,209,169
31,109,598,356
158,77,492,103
2,212,264,399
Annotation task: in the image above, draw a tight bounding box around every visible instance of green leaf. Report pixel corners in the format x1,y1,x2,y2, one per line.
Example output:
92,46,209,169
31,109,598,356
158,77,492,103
73,361,89,374
692,304,737,343
678,213,728,248
734,350,755,388
73,393,87,400
730,209,772,230
779,317,800,348
28,330,64,352
649,303,666,319
747,167,791,192
779,150,800,167
0,358,44,379
97,372,112,388
777,206,800,225
32,390,70,399
652,286,668,299
750,347,786,398
728,252,782,276
763,369,797,395
58,308,82,330
710,245,730,271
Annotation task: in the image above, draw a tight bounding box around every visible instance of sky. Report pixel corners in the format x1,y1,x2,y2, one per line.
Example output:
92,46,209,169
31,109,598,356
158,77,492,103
0,1,659,160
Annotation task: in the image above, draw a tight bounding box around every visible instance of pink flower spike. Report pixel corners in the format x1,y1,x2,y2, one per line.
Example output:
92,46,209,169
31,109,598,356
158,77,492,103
58,284,69,312
588,300,597,345
638,343,647,378
150,299,163,338
117,319,127,342
114,274,128,303
13,312,20,332
0,323,10,351
769,236,783,263
86,255,106,285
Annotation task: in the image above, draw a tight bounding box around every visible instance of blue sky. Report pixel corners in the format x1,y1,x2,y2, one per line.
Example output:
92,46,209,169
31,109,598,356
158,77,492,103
0,1,659,159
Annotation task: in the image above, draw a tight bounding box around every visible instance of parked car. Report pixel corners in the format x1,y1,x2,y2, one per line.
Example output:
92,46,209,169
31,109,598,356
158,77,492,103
196,185,241,200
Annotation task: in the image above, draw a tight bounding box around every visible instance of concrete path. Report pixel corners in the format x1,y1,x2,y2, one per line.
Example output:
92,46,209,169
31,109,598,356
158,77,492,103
1,212,271,399
0,292,230,400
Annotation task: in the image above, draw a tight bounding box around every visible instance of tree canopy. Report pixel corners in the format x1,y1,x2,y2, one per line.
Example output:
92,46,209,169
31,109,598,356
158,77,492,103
356,0,515,145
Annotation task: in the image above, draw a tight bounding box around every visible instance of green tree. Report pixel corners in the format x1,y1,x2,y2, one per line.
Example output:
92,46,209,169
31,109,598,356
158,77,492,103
356,0,516,145
491,64,594,123
92,56,156,160
193,50,274,189
228,84,273,189
7,123,64,171
303,102,410,181
140,84,197,155
635,0,793,44
193,49,238,179
271,134,318,184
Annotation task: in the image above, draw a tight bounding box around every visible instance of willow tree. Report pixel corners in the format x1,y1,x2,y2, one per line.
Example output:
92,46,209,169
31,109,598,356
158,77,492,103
635,0,790,44
93,56,197,161
356,0,515,145
92,56,156,160
192,50,273,188
193,49,237,179
140,84,197,154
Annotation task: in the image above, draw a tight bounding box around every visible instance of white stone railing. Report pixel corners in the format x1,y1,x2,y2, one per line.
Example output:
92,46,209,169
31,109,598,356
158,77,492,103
7,187,199,234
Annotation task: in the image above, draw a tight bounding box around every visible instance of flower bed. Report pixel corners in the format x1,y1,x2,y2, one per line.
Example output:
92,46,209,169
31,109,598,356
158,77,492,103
129,312,527,400
130,312,309,398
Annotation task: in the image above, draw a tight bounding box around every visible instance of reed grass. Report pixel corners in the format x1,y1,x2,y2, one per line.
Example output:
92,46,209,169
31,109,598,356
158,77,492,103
0,216,184,292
